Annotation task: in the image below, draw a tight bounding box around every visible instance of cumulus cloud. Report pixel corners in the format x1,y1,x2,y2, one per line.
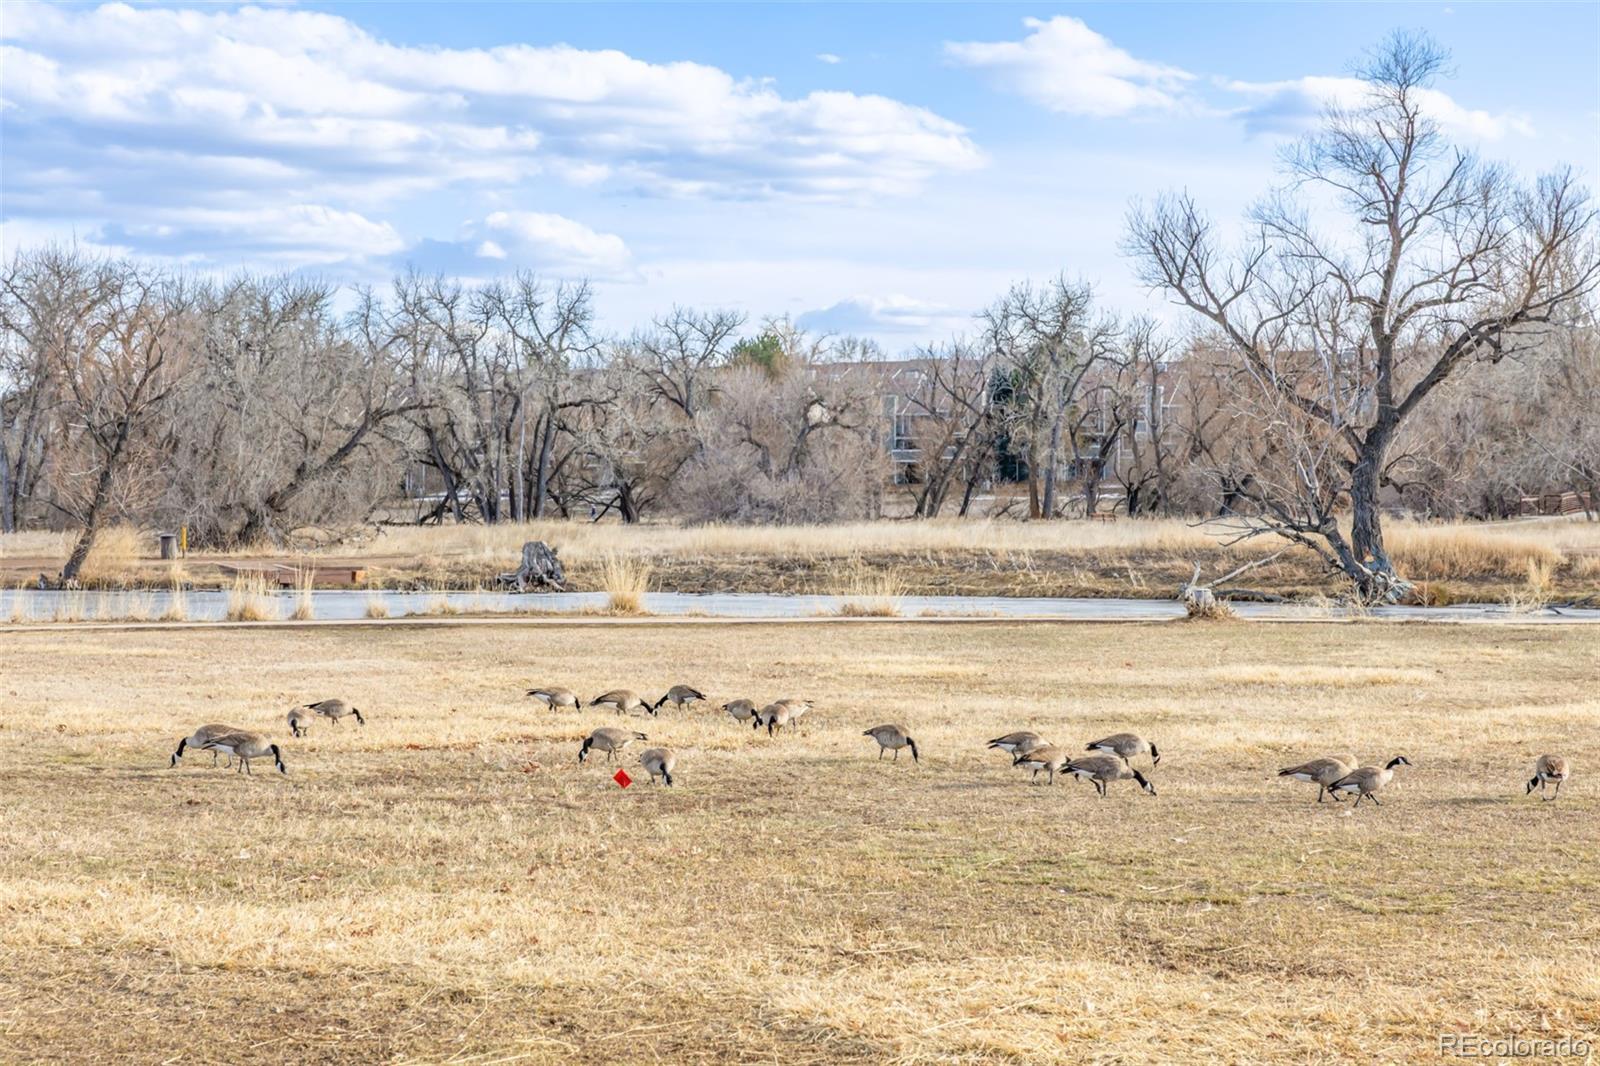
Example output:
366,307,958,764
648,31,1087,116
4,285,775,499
946,16,1529,143
1224,75,1533,140
796,294,968,336
0,3,980,271
1,3,979,204
393,212,635,281
470,211,634,277
945,16,1195,117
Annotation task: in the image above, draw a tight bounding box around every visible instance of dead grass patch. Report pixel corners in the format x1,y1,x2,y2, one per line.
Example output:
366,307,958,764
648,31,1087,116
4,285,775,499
2,621,1597,1062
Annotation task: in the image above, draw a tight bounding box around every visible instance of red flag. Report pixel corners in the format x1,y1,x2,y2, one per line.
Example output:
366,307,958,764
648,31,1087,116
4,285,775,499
613,769,632,788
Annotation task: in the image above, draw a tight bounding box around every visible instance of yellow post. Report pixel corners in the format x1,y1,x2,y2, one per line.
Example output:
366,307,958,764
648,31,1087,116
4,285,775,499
179,525,188,557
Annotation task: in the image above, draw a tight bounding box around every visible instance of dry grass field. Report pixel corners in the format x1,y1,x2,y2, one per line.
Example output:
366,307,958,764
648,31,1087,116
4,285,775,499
4,517,1600,604
2,619,1598,1063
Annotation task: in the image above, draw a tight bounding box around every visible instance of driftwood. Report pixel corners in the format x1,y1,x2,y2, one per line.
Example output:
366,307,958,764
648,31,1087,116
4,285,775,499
1178,550,1291,618
497,541,566,592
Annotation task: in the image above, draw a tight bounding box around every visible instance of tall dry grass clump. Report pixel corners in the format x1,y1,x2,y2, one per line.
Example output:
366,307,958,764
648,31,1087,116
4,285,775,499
1389,524,1566,580
225,572,276,622
158,567,189,622
76,526,146,585
834,563,906,617
599,554,652,614
289,567,316,621
364,578,390,619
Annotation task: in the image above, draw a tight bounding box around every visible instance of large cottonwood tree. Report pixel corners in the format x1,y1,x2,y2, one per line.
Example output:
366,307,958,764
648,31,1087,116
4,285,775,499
1126,32,1599,600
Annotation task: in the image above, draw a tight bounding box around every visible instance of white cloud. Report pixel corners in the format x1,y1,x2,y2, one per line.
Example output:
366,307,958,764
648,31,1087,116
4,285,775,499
817,53,842,65
100,204,407,266
470,212,634,278
1,3,980,206
1225,75,1534,140
945,16,1195,117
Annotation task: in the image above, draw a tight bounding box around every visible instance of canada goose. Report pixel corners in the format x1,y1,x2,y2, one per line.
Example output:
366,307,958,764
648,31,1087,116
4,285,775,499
654,685,706,713
988,731,1046,761
1526,754,1570,800
639,747,677,786
1329,756,1412,807
305,699,365,726
863,724,918,763
757,699,813,735
722,698,758,725
578,727,648,763
1065,755,1157,797
1085,732,1160,766
287,706,312,738
526,686,581,711
759,702,794,736
1277,753,1359,803
589,689,653,717
170,724,248,768
205,731,286,776
1013,744,1070,784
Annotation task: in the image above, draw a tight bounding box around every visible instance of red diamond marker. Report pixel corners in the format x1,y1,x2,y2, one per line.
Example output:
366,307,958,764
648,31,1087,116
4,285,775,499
613,769,632,788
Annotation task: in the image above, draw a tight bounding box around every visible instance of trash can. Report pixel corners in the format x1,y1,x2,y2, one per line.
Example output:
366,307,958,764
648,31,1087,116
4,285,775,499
158,533,178,560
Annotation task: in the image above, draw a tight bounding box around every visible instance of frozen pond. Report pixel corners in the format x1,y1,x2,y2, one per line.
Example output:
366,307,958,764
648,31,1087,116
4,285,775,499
3,588,1598,624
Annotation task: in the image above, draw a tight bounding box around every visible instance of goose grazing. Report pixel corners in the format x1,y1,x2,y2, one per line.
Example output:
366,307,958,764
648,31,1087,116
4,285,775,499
205,731,286,776
1526,754,1570,801
654,685,706,713
1085,732,1160,766
287,706,313,738
639,747,677,786
578,727,648,763
1277,753,1359,803
1065,754,1157,797
305,699,365,726
988,731,1046,762
170,724,248,768
526,686,581,711
863,724,918,763
1013,745,1070,784
722,698,758,725
759,702,794,736
589,689,653,717
1329,756,1412,807
758,699,812,735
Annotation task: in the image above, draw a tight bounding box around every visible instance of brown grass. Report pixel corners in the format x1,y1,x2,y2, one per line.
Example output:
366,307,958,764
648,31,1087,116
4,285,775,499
1,620,1596,1062
833,561,906,616
225,572,277,622
289,565,317,621
4,517,1600,603
599,553,652,614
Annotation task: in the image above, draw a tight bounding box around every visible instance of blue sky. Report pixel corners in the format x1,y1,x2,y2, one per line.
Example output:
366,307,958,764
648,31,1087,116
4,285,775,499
2,2,1596,349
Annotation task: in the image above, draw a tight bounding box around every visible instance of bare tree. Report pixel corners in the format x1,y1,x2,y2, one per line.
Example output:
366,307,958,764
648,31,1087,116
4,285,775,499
1127,31,1599,599
1109,319,1180,516
480,275,600,519
898,340,997,518
0,249,94,533
984,277,1115,518
52,262,194,582
636,307,745,420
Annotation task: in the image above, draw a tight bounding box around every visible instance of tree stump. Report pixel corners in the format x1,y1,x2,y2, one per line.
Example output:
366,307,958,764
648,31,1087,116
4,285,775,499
498,541,566,592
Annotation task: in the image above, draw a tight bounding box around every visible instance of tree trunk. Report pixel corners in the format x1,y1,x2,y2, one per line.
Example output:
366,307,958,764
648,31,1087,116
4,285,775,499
1040,414,1063,518
532,407,556,519
60,461,118,584
1347,425,1412,601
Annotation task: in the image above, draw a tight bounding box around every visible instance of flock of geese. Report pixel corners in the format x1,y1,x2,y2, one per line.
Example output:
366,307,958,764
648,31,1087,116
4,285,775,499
167,688,1575,806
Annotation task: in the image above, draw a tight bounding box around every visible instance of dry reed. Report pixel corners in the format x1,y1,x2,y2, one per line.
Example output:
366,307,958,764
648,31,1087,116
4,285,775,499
225,572,277,622
599,554,652,614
